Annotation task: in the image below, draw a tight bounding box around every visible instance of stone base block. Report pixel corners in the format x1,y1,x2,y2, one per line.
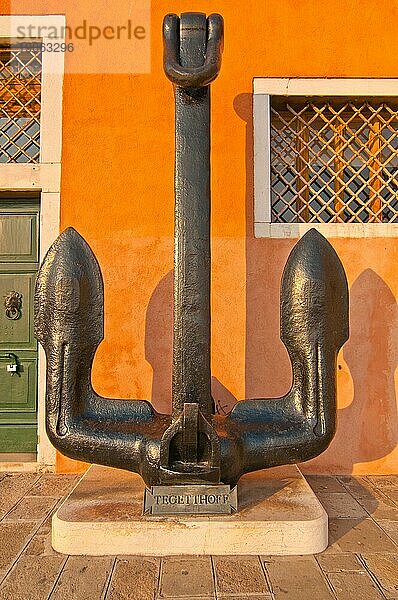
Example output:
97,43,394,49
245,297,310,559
52,464,328,556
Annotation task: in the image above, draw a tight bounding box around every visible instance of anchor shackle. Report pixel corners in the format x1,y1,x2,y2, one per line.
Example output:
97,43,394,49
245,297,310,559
163,13,223,88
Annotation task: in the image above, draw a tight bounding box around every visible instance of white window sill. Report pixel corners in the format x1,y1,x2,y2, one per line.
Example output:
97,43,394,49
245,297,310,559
254,222,398,238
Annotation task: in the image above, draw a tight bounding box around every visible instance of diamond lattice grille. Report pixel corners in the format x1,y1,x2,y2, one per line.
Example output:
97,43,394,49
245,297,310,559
0,44,42,163
271,97,398,223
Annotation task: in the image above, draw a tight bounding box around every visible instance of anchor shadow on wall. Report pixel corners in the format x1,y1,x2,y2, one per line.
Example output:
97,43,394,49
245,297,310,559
298,268,398,472
234,91,398,472
337,268,398,469
145,270,236,416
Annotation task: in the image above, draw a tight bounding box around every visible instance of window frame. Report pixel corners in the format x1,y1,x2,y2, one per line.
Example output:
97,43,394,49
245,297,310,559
254,78,398,238
0,41,42,163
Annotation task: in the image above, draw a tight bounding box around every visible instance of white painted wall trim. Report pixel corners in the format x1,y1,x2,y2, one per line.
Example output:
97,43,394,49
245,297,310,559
0,164,61,192
254,77,398,96
0,15,65,470
255,222,398,238
253,78,398,238
253,94,271,224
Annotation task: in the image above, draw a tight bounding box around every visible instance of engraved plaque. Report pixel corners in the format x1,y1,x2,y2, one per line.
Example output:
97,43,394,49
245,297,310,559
143,484,238,515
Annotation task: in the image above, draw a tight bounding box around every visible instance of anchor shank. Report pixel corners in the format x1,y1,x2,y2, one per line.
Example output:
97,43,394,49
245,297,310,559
172,13,212,419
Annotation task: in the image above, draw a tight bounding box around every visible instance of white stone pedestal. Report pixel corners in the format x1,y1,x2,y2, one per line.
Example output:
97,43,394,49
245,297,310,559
52,464,328,556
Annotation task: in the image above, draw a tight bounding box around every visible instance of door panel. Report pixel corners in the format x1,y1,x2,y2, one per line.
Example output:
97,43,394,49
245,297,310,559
0,355,37,418
0,212,38,262
0,199,39,454
0,425,37,452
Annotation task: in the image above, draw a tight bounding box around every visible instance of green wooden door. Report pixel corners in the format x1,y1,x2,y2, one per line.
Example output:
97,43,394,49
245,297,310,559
0,199,39,452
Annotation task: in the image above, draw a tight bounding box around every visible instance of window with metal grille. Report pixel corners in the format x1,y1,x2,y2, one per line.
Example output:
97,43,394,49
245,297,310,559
0,43,42,163
271,97,398,223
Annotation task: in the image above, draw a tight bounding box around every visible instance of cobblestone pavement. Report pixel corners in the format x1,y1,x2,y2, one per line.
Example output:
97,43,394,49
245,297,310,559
0,472,398,599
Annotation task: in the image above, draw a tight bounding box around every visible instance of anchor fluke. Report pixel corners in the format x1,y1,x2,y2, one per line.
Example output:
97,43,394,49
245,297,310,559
35,226,103,351
281,228,349,352
225,228,349,484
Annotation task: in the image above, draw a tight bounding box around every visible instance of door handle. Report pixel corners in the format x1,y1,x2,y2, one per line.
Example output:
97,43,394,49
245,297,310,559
3,291,22,320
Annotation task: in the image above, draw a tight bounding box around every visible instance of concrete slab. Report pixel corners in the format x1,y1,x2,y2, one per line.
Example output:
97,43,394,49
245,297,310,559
52,464,328,556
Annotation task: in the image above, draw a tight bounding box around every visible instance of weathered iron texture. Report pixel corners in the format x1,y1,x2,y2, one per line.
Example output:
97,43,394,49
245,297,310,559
34,12,349,488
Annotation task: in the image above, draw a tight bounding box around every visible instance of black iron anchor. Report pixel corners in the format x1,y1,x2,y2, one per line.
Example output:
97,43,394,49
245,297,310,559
34,12,349,488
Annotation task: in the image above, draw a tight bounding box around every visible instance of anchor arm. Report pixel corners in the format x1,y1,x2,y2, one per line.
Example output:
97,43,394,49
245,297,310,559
35,227,167,482
223,229,349,483
280,229,348,431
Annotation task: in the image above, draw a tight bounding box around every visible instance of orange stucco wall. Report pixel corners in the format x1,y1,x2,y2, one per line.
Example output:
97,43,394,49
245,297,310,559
5,0,398,474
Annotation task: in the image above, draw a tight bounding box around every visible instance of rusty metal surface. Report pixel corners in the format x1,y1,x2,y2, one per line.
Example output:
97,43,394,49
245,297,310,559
34,12,349,488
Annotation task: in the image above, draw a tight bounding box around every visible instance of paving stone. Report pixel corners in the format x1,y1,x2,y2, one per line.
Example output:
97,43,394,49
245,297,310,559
367,476,398,490
217,596,271,600
317,553,365,573
20,512,57,558
0,522,36,576
38,513,54,535
263,555,333,599
366,501,398,522
317,493,368,519
322,523,355,555
328,518,398,553
160,557,214,597
29,474,78,498
361,554,398,598
0,473,40,518
107,557,159,600
261,554,315,561
51,556,113,599
214,556,269,595
157,598,215,600
337,476,377,498
377,520,398,544
0,555,64,600
0,472,397,600
306,475,346,493
328,570,385,599
355,489,398,521
380,489,398,507
4,495,58,522
319,543,345,555
23,531,58,557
